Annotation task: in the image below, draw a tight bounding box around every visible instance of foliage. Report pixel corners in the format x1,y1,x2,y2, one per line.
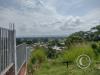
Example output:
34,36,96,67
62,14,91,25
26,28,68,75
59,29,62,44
31,47,46,64
61,43,95,63
91,42,100,56
91,25,100,32
27,25,100,75
48,39,60,46
46,47,57,59
26,40,33,44
65,25,100,45
33,59,100,75
91,43,98,49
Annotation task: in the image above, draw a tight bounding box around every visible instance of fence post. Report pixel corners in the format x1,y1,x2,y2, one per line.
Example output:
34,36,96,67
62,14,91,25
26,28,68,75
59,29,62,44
0,28,1,73
12,24,17,75
26,47,28,75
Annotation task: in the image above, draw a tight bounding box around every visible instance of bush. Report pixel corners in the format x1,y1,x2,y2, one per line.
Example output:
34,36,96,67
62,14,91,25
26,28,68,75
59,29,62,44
91,43,97,49
47,47,57,59
97,47,100,53
91,43,100,56
31,47,46,64
61,43,95,64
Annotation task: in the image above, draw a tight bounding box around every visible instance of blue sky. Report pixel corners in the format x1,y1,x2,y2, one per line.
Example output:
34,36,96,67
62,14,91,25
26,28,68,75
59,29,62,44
0,0,100,37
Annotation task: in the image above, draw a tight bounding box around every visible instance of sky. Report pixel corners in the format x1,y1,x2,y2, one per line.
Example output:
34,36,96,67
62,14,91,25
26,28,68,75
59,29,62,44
0,0,100,37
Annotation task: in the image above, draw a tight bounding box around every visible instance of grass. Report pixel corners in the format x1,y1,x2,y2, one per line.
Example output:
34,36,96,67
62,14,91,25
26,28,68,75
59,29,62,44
60,42,96,63
28,42,100,75
33,60,100,75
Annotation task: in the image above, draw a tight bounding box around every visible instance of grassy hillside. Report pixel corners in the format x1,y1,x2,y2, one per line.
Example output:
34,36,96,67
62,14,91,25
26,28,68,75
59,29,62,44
34,60,100,75
27,42,100,75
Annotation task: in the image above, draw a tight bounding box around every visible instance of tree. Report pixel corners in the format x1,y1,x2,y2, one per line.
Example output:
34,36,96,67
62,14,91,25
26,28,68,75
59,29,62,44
47,47,57,59
31,47,46,64
91,25,100,32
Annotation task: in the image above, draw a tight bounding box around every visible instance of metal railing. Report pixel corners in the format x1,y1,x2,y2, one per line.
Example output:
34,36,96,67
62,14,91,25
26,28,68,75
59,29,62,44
16,43,32,74
0,26,32,75
16,43,27,73
0,27,15,74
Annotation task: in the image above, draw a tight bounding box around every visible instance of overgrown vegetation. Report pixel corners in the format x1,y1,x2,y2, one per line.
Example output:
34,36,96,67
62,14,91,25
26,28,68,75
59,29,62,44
27,47,46,74
27,25,100,75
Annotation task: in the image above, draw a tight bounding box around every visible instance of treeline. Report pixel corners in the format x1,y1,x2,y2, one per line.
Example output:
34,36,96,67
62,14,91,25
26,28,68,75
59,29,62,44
65,25,100,46
27,25,100,74
16,37,64,45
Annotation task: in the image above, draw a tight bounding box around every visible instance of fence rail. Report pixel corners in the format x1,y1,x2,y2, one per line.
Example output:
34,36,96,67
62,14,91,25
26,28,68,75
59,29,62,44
0,26,32,75
16,43,27,73
0,27,15,74
16,43,32,74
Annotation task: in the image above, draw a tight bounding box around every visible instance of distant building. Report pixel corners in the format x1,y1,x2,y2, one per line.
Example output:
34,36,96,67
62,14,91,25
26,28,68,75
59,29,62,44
52,45,62,51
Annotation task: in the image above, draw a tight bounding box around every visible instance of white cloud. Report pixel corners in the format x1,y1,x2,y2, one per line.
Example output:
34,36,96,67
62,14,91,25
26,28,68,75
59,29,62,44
82,8,100,22
0,0,100,37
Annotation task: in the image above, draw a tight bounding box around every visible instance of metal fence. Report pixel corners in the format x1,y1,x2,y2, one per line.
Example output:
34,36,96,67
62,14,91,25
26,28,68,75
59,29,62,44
0,27,15,74
16,43,27,73
0,26,32,75
16,43,32,74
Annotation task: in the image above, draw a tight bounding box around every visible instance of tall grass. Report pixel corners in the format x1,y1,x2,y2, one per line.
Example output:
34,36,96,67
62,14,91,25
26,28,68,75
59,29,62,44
60,42,95,63
27,42,100,75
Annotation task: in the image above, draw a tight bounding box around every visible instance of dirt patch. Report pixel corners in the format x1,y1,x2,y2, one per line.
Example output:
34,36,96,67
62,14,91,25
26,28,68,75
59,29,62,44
18,63,27,75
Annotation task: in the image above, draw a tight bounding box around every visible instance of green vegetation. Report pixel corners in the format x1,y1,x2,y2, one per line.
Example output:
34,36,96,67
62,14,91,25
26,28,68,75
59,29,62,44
27,47,46,74
27,43,100,75
61,43,95,63
27,25,100,75
33,60,100,75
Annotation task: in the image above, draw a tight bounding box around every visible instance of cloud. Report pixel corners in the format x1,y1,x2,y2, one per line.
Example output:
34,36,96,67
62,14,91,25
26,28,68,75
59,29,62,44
82,8,100,22
0,0,100,37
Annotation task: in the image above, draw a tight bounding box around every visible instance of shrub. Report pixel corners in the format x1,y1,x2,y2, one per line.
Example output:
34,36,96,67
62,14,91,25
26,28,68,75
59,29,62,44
91,43,97,49
47,47,57,59
91,43,100,56
61,43,95,64
31,47,46,64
